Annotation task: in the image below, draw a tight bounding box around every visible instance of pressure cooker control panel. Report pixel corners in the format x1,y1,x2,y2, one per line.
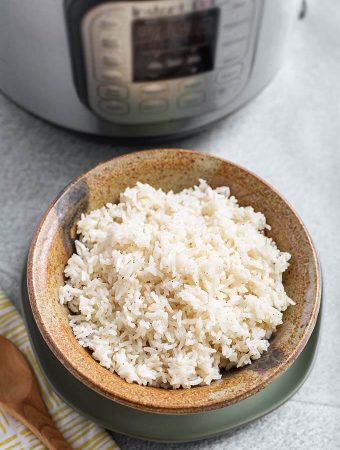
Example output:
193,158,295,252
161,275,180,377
81,0,261,124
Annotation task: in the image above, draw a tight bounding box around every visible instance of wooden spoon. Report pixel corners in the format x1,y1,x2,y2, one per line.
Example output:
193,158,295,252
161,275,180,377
0,335,72,449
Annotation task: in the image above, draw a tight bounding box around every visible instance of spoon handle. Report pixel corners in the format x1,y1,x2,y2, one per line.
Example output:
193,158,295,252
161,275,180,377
2,400,72,450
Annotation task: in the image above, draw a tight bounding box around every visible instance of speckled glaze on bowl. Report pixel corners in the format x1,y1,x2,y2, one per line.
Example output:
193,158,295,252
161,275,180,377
27,149,321,414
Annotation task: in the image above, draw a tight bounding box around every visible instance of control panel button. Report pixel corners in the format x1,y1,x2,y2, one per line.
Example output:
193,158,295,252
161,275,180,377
140,99,169,113
102,55,122,68
224,1,253,24
216,64,242,85
222,21,250,42
178,92,205,109
100,37,120,49
215,79,243,105
222,39,248,63
99,100,129,115
98,19,120,31
98,85,129,100
101,70,124,83
140,84,169,96
181,79,205,92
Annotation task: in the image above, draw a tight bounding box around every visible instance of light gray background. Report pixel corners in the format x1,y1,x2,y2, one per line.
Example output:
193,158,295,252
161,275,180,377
1,0,339,448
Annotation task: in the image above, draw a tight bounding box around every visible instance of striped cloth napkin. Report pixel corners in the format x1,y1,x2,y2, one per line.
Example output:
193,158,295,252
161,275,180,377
0,291,119,450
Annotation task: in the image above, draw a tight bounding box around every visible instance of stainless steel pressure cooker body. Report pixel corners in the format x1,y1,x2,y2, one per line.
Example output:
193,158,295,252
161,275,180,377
0,0,301,139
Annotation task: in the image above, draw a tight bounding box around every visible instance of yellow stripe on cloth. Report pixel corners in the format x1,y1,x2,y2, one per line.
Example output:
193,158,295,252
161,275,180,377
0,291,119,450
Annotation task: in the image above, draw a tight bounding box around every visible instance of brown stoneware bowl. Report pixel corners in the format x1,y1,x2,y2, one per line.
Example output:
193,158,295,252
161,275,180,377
27,149,321,414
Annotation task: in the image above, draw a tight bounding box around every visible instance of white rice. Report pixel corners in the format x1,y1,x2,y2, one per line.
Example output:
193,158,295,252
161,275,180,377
59,180,294,389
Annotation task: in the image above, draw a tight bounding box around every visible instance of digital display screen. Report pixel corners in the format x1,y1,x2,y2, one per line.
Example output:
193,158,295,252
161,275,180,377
133,9,219,82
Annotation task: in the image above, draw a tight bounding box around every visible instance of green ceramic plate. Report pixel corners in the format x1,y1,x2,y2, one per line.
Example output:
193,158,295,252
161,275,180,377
21,271,321,443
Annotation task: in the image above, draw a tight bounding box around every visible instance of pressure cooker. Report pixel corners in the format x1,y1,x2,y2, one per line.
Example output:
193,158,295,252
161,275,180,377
0,0,303,139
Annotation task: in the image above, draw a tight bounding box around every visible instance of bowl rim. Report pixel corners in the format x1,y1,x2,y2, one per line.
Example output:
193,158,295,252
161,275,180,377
27,148,321,414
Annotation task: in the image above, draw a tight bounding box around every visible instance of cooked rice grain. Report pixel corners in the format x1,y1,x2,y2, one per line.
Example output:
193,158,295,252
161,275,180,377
59,180,294,388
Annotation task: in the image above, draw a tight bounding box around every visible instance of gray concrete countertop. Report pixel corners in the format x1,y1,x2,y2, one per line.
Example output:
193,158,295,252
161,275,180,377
1,1,339,448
